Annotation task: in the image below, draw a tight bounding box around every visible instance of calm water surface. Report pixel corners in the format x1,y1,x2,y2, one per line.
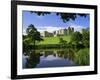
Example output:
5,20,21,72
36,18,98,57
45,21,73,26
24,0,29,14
23,49,77,68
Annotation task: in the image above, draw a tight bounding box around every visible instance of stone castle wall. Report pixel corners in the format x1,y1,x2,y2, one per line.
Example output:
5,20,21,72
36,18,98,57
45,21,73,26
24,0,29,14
41,27,74,37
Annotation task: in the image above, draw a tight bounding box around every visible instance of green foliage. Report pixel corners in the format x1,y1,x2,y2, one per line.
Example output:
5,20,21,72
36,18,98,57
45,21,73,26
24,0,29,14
26,24,43,45
75,48,89,65
71,31,82,45
30,11,87,23
26,24,43,42
59,38,68,48
23,24,43,51
82,29,90,47
23,35,33,52
70,29,89,48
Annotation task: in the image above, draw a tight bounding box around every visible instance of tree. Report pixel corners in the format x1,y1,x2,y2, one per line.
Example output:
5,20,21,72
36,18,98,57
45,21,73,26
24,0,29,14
30,11,88,23
59,38,67,48
71,32,82,47
26,24,43,47
82,29,89,47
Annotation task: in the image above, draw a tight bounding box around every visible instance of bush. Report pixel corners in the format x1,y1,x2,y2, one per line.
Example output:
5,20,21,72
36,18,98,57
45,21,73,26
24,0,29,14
82,29,89,48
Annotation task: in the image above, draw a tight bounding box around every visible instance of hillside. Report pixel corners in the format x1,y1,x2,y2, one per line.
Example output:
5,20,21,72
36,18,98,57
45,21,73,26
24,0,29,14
38,35,71,45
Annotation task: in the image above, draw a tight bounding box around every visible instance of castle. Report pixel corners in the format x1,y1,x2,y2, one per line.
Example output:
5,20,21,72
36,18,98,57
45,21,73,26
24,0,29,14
41,27,74,37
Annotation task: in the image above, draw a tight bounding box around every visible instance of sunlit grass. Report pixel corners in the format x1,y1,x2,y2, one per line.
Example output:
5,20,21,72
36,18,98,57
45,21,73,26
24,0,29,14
38,35,71,45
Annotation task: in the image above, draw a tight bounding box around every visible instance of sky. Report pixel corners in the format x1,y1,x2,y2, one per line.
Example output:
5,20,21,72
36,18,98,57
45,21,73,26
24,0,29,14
22,11,90,34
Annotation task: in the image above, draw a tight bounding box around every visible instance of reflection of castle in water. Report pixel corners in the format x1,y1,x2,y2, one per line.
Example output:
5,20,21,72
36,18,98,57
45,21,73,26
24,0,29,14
23,49,76,68
40,50,75,61
40,27,74,37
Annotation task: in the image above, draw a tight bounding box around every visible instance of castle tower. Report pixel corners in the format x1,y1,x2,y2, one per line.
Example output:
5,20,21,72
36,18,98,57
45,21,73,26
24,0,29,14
67,27,71,35
72,27,74,33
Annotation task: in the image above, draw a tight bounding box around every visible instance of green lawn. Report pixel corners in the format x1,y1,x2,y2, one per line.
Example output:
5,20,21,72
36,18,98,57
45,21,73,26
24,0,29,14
38,35,71,45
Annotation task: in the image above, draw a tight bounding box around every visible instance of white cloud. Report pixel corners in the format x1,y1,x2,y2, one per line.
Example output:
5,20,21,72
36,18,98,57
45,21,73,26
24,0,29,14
23,29,27,35
69,24,88,32
37,25,88,33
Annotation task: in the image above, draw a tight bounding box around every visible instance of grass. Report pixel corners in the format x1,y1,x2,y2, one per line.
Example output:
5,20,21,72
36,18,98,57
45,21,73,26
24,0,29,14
75,48,89,65
38,35,71,45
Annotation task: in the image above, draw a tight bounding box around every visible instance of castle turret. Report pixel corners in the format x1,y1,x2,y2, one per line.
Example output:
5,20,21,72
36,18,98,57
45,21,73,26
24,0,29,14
72,28,74,32
67,27,74,35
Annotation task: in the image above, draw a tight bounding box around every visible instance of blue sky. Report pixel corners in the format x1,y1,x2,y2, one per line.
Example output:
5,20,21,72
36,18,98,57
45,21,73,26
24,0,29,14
22,11,90,34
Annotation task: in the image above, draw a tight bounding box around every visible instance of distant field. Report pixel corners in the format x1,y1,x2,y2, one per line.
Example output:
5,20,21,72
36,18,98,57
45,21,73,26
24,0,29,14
38,35,71,45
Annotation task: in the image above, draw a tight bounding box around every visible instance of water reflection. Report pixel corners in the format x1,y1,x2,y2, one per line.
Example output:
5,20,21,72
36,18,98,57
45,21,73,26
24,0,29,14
23,49,77,69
